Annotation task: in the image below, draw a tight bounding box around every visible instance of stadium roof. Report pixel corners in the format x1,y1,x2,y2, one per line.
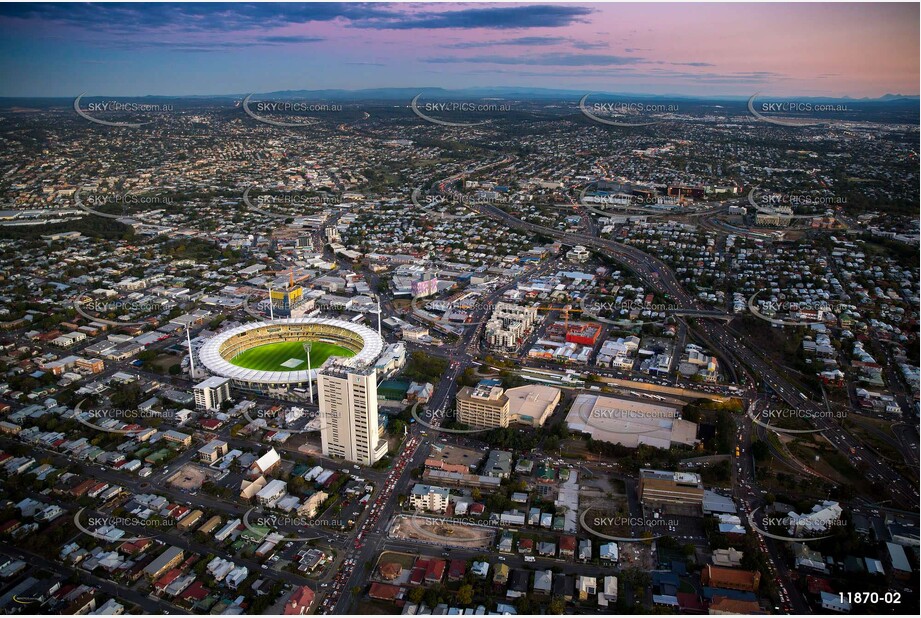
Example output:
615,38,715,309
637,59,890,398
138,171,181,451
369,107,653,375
198,317,383,384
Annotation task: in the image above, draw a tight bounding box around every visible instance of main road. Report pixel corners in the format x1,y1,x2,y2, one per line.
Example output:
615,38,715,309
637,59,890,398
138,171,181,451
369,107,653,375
449,185,917,508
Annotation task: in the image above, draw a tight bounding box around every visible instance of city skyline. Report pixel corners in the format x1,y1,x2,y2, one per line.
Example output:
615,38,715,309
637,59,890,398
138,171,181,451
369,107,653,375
0,2,918,98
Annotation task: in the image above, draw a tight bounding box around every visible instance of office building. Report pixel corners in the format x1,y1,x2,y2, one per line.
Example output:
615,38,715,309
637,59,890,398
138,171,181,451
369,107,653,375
411,274,439,298
638,469,705,514
456,383,510,429
270,275,307,317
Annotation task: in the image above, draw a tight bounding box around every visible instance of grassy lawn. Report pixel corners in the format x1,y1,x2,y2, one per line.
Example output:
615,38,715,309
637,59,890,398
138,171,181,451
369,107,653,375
357,600,398,614
229,341,354,371
559,438,596,460
376,551,417,569
149,352,181,373
846,422,903,464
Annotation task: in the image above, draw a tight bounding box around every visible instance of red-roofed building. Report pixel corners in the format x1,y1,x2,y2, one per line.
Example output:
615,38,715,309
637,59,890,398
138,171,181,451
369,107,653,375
0,520,21,535
518,538,534,554
169,505,190,519
181,555,199,571
369,583,401,601
119,538,152,555
676,592,706,614
37,330,62,342
409,559,429,586
709,596,765,614
559,535,576,559
51,583,77,602
425,559,446,583
469,503,485,515
70,478,96,497
154,569,183,593
448,559,466,582
566,322,602,346
200,418,223,431
701,565,761,592
180,581,209,603
424,458,469,474
86,482,109,497
806,576,834,595
283,585,315,615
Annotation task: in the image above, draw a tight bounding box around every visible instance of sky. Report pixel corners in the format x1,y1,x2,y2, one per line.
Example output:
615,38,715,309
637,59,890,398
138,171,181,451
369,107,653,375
0,2,917,98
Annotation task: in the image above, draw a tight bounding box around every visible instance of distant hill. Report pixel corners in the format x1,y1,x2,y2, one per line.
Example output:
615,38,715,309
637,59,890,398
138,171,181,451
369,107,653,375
1,87,917,104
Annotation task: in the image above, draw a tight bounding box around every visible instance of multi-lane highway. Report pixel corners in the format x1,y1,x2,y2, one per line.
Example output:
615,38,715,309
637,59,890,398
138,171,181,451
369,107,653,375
439,178,918,509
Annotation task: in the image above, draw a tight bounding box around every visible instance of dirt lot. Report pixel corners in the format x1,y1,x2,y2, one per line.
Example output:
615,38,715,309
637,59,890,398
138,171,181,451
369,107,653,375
166,463,214,490
389,514,495,549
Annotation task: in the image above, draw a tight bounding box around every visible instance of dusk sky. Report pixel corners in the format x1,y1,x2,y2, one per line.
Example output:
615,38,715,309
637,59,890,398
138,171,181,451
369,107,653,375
0,2,917,98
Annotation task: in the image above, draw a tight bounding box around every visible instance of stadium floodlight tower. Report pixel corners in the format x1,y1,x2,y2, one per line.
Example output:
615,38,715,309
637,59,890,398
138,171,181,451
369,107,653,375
303,342,314,403
186,325,204,379
267,284,274,320
186,325,196,376
374,294,382,337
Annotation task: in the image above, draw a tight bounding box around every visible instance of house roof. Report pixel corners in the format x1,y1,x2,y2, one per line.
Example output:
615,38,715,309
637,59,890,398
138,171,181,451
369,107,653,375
425,559,446,581
448,559,466,580
379,562,402,581
369,583,400,601
181,581,210,602
253,448,281,472
703,565,759,591
283,585,315,614
709,596,762,614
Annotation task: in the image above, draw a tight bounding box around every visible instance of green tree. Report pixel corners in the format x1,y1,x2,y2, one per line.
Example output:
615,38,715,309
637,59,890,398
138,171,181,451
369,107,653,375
408,587,425,604
751,439,770,461
548,597,566,614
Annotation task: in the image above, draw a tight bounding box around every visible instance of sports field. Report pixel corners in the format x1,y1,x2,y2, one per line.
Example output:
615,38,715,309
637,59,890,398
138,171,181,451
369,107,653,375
229,340,354,371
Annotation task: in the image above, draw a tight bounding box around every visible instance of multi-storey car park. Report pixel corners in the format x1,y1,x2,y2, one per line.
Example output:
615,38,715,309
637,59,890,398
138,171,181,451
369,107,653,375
197,317,384,400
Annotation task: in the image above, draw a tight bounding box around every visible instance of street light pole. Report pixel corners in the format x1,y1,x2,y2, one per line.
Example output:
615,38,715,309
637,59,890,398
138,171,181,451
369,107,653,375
304,342,314,403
